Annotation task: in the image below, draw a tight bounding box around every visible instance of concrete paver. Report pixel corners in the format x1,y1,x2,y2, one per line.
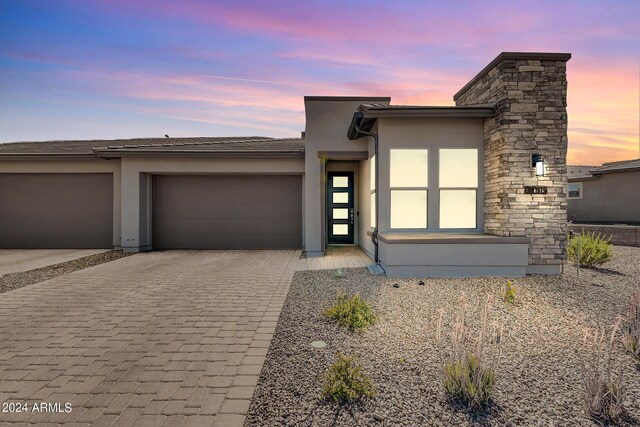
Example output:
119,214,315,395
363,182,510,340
0,247,372,425
0,249,109,276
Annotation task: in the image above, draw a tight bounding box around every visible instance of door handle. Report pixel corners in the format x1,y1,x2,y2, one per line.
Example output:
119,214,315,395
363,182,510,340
350,208,354,224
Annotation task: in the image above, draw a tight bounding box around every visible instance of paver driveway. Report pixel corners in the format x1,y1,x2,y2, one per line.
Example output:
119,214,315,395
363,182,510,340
0,250,308,426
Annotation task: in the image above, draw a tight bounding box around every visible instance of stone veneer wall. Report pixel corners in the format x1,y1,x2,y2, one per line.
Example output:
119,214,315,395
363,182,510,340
454,52,572,273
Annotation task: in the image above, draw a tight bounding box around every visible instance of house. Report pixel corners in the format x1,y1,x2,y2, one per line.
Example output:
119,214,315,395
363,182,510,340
0,52,571,277
568,159,640,224
568,165,596,179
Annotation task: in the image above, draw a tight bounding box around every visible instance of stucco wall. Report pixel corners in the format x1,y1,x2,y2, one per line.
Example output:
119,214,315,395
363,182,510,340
568,170,640,223
0,159,122,248
375,117,485,234
119,156,305,252
303,97,389,256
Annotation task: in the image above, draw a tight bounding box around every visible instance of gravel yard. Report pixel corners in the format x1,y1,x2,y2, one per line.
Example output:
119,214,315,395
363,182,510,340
247,246,640,426
0,250,131,294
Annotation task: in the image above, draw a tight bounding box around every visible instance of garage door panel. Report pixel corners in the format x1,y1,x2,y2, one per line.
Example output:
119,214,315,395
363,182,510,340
0,173,113,249
153,202,301,220
154,217,301,235
155,183,301,205
154,232,301,250
153,175,302,249
3,202,113,218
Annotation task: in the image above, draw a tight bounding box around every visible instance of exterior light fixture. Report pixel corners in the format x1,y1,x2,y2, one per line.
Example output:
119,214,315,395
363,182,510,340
532,154,545,177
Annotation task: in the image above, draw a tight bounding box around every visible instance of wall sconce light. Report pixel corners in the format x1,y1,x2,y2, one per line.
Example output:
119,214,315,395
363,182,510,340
532,154,545,177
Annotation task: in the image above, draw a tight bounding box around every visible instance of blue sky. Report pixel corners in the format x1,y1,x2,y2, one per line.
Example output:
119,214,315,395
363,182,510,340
1,0,639,163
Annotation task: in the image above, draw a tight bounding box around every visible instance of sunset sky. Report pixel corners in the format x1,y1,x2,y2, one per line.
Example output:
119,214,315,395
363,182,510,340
0,0,638,165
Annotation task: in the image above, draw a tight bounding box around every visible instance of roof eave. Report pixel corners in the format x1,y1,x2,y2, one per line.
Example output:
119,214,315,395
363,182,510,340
0,153,100,160
93,150,304,159
361,107,495,119
592,167,640,175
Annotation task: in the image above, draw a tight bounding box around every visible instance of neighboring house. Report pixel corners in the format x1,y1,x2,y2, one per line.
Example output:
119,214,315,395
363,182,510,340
0,52,571,277
568,165,596,179
568,159,640,224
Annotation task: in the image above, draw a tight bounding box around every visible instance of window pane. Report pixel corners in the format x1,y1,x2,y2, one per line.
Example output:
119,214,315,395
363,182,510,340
333,208,348,219
333,224,349,235
333,176,348,188
370,192,376,228
568,183,581,198
440,190,476,229
390,149,428,187
370,155,376,191
390,190,427,229
333,192,348,203
440,149,478,188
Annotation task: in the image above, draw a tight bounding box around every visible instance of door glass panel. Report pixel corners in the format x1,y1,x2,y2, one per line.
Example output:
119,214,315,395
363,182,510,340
333,176,348,188
333,208,348,219
333,224,349,235
333,192,348,203
440,189,476,228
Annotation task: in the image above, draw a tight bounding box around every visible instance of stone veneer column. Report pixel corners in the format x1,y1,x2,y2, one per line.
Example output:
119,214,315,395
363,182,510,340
454,52,572,274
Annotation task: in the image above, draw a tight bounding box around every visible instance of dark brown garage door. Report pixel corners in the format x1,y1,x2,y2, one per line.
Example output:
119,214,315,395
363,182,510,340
0,173,113,249
153,175,302,249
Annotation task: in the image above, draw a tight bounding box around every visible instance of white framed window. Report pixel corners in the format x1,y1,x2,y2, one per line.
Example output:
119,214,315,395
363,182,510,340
439,149,478,229
370,155,376,228
389,149,428,229
568,182,582,199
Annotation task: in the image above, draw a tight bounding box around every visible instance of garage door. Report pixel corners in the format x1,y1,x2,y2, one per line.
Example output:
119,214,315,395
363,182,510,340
153,175,302,249
0,173,113,249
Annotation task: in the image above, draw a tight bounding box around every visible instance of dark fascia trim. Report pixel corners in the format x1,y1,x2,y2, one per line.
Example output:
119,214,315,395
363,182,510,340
377,233,531,245
0,153,101,160
360,105,495,119
304,96,391,102
317,150,369,160
453,52,572,101
94,150,304,159
568,176,601,182
590,166,640,175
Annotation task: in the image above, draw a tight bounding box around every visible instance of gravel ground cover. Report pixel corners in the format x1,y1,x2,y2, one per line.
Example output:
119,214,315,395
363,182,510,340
0,250,131,294
247,246,640,426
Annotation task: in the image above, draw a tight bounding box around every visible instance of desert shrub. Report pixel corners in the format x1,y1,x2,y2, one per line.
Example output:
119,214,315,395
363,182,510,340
582,320,627,423
436,293,503,412
622,292,640,361
502,280,516,304
567,231,613,268
444,352,495,409
323,291,375,331
321,352,375,403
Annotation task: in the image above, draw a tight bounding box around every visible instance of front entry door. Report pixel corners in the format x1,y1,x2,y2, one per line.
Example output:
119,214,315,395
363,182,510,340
327,172,354,244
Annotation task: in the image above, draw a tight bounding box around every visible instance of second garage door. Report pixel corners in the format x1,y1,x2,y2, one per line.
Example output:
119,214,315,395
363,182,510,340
0,173,113,249
153,175,302,249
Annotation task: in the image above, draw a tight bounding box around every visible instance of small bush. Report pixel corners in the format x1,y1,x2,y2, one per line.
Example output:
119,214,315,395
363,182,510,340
502,280,516,304
444,352,495,410
568,231,613,268
623,292,640,361
321,352,375,403
582,320,627,423
323,291,375,330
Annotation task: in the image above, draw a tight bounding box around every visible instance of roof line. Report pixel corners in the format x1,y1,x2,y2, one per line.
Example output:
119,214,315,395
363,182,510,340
94,150,304,159
304,96,391,102
453,52,572,101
